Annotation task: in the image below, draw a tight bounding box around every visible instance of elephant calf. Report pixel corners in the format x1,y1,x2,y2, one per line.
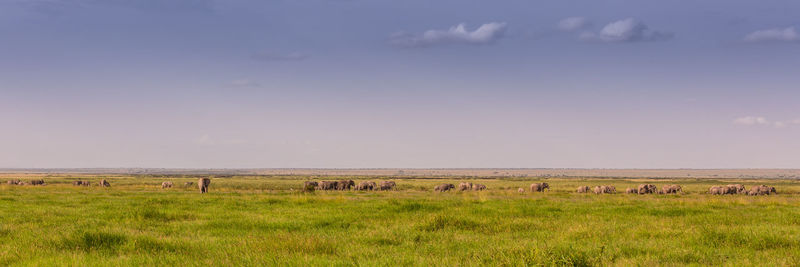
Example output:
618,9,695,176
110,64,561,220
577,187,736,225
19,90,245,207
472,184,487,191
337,180,355,191
576,186,590,193
162,181,173,189
517,188,525,193
709,186,724,195
625,188,638,194
660,184,682,194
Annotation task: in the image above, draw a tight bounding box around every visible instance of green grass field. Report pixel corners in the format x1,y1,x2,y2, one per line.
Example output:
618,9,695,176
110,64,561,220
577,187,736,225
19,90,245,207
1,175,799,266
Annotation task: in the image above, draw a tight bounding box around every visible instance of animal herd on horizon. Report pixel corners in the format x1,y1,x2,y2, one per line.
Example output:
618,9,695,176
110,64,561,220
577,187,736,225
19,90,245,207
1,178,782,196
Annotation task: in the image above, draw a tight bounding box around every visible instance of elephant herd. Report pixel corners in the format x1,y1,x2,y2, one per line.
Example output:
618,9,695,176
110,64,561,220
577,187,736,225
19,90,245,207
2,178,783,196
572,184,681,195
709,184,776,196
303,180,397,192
6,179,45,186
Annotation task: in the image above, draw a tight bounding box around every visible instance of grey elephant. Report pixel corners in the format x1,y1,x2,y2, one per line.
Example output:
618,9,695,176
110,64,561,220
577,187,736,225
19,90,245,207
356,181,376,191
576,186,590,193
530,183,550,192
472,184,487,191
709,186,724,195
303,181,318,192
337,180,355,190
198,178,211,193
379,181,396,190
458,182,473,191
318,181,338,190
626,188,638,194
162,181,174,189
99,179,110,187
434,184,455,192
637,184,657,194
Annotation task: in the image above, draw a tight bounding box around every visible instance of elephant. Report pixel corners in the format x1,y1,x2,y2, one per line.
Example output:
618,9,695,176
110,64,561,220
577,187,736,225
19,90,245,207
198,178,211,193
184,182,194,187
637,184,657,194
434,184,455,192
709,186,724,195
576,186,590,193
7,180,21,185
593,185,616,194
626,188,638,194
660,185,682,194
517,188,525,193
30,179,45,186
303,181,318,192
336,180,355,190
318,181,338,190
356,181,376,191
472,184,487,191
725,184,746,194
99,179,110,187
162,181,173,189
72,181,83,186
458,182,473,191
530,183,550,192
747,185,775,196
379,181,396,191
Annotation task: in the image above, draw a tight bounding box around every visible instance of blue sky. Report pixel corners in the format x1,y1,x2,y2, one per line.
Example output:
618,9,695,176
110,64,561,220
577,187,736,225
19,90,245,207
1,0,799,168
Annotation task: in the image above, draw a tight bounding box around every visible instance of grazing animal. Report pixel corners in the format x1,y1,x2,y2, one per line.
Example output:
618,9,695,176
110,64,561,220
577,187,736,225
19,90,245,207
518,188,525,193
593,185,616,194
318,181,338,191
529,183,550,192
747,185,776,196
709,186,725,195
99,179,110,187
162,181,174,189
458,182,473,191
724,184,746,194
434,184,455,192
637,184,657,194
626,188,638,194
336,180,355,190
379,181,396,191
303,181,318,192
198,178,211,193
29,179,45,186
576,186,590,193
472,184,487,191
72,181,83,186
660,185,682,194
184,182,194,187
356,181,376,191
7,179,21,185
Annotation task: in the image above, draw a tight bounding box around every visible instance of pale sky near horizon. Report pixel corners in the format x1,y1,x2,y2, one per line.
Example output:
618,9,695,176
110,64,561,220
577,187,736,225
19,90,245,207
1,0,800,168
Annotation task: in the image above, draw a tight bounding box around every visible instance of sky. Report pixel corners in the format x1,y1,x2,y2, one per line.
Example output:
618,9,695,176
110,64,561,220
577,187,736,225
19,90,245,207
1,0,800,168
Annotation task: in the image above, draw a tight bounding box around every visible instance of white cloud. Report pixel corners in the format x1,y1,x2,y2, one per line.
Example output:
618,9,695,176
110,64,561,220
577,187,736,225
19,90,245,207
744,27,799,43
733,116,800,128
733,116,770,125
558,17,590,32
389,22,507,48
580,18,672,43
251,52,308,61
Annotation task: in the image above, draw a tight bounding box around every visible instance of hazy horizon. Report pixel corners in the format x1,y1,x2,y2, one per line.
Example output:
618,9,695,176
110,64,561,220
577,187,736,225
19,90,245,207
2,0,800,168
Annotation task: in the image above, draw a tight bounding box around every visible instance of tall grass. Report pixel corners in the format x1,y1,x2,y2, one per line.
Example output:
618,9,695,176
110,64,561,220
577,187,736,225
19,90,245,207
0,176,798,266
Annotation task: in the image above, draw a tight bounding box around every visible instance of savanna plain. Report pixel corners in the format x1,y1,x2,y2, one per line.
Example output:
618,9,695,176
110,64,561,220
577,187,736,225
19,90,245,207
1,173,799,266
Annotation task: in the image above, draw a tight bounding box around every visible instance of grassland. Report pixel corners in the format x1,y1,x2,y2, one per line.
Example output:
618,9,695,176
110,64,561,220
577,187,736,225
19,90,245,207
1,175,799,266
